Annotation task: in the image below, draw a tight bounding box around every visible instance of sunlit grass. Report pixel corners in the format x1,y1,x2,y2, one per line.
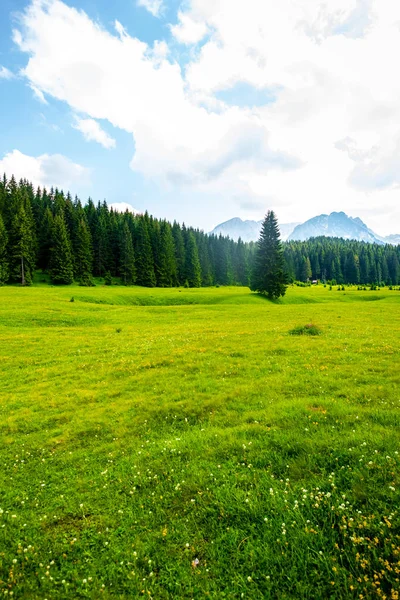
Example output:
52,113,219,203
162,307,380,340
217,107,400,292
0,284,399,598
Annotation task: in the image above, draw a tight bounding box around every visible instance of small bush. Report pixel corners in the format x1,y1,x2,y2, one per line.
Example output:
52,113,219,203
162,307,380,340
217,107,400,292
116,327,122,333
289,323,322,336
70,297,74,303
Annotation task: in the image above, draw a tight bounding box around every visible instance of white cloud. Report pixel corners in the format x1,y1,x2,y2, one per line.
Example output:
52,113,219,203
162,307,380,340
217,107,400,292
73,116,116,149
137,0,163,18
30,83,48,103
0,66,14,80
13,0,299,192
170,11,209,45
11,0,400,234
0,149,90,191
110,202,139,213
337,135,400,191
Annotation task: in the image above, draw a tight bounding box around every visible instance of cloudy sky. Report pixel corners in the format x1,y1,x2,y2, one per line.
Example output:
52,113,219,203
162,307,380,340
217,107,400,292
1,0,400,234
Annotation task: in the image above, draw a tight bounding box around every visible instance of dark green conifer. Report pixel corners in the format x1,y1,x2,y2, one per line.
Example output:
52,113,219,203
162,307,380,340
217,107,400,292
135,217,156,287
157,221,177,287
250,210,287,299
0,213,9,285
38,207,54,271
9,204,36,285
49,214,74,284
172,222,185,285
75,218,93,286
120,221,136,285
185,232,201,287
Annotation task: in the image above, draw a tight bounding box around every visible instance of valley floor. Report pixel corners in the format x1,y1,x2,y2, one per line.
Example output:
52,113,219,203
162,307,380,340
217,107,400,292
0,285,399,599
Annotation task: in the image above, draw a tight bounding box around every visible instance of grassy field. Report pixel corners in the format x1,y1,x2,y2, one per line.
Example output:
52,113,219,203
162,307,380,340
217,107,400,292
0,283,399,599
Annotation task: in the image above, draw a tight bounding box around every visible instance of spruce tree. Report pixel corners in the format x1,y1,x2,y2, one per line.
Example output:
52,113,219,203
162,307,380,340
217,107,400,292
172,222,185,285
49,214,74,284
120,221,136,285
135,217,156,287
157,221,177,287
38,207,54,271
301,256,312,282
75,218,93,286
185,232,201,287
9,205,36,285
0,213,9,285
250,210,287,299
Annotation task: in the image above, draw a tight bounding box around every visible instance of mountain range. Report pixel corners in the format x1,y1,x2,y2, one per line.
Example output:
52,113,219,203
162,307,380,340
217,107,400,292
210,212,400,245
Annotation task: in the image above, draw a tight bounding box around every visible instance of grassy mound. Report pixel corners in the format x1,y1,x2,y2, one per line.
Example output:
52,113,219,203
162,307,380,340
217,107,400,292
289,323,322,336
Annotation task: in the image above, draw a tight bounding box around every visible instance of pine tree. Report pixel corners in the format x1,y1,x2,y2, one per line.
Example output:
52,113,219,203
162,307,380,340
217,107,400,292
49,214,74,284
9,204,36,285
250,210,287,299
75,218,94,286
0,213,9,285
157,221,177,287
172,222,185,285
198,235,213,286
301,256,312,282
38,207,54,271
185,232,201,287
0,174,7,216
120,221,136,285
233,238,249,286
135,217,156,287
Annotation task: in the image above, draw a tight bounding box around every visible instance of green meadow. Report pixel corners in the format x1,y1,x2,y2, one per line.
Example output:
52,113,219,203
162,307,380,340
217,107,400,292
0,284,399,599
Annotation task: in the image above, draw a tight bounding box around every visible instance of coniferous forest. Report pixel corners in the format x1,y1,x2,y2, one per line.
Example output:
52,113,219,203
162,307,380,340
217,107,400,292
0,173,399,287
0,175,254,287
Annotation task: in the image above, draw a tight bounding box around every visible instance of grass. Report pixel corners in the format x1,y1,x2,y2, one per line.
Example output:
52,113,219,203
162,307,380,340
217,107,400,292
289,323,322,336
0,283,399,599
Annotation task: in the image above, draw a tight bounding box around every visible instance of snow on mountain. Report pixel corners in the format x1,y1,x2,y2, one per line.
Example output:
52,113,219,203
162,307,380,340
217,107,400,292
210,212,400,245
287,212,382,244
209,218,299,242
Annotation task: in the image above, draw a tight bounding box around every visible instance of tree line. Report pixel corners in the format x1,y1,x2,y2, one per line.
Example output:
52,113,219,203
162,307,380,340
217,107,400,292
0,175,254,287
1,174,399,289
284,237,400,285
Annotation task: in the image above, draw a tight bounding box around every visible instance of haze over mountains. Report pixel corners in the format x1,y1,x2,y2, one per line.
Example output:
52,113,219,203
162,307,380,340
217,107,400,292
210,212,400,246
209,218,300,242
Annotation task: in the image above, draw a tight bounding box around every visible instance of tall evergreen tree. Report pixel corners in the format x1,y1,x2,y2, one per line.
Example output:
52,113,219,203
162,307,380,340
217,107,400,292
135,217,156,287
172,222,186,285
9,204,36,285
250,210,287,299
156,221,177,287
75,218,93,286
49,214,74,284
38,207,54,271
301,256,312,282
185,232,202,287
120,221,136,285
0,213,9,285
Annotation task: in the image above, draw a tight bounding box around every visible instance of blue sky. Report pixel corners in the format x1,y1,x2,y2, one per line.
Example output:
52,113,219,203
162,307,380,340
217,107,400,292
0,0,182,218
1,0,400,235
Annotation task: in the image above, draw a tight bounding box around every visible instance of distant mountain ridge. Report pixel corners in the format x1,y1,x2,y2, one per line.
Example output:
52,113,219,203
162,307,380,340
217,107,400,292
288,212,379,243
210,218,300,242
210,212,400,245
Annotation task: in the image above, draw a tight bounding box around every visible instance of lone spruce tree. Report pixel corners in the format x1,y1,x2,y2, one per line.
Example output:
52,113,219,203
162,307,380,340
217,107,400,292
250,210,287,299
